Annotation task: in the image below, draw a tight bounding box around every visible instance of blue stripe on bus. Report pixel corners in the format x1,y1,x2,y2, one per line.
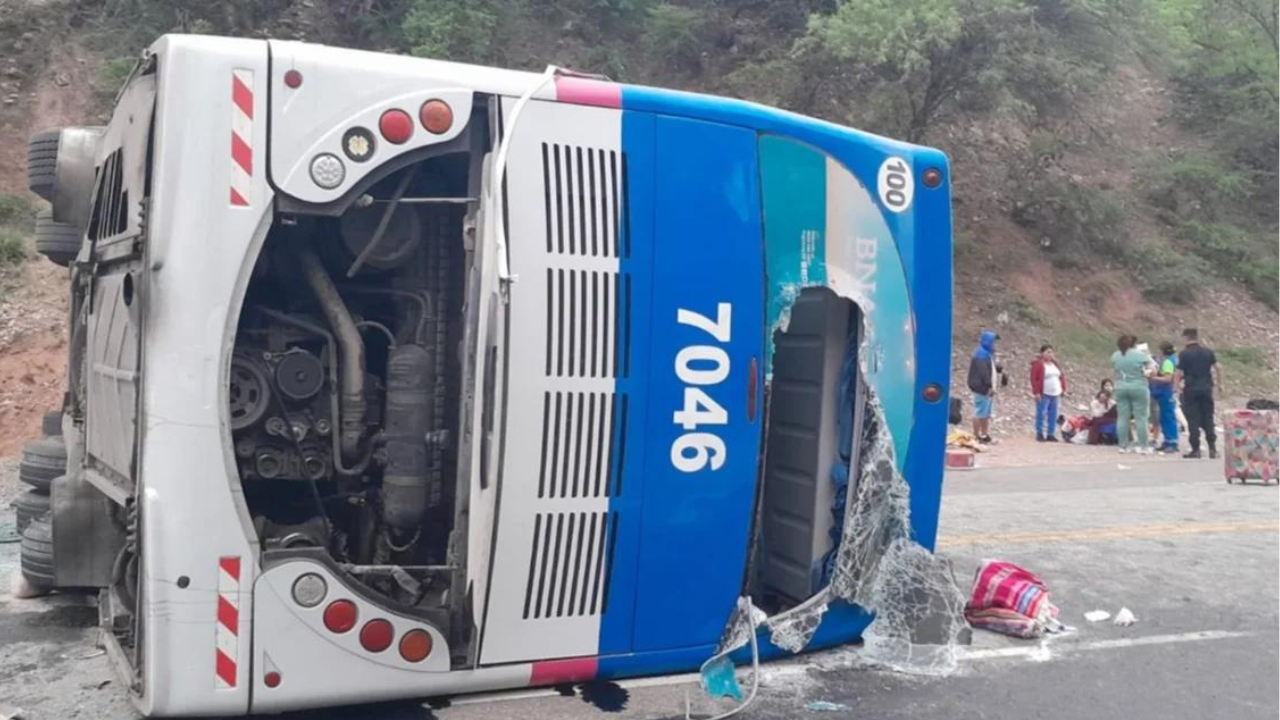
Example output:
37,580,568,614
625,114,764,654
904,148,952,551
598,109,656,656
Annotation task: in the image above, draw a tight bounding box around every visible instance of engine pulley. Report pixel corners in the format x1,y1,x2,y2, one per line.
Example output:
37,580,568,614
276,349,325,402
229,354,271,430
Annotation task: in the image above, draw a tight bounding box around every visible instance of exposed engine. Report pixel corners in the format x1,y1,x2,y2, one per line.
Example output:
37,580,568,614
230,151,473,641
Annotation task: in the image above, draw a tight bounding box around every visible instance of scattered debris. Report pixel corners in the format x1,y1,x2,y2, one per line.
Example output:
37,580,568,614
806,701,851,712
1084,610,1112,623
1117,464,1132,470
1113,608,1137,626
964,560,1062,638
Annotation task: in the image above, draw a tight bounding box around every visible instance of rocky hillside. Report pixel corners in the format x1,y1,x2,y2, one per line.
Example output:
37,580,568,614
0,0,1274,448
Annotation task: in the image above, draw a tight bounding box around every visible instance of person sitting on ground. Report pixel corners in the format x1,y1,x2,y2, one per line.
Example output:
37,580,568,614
1149,341,1180,453
1112,334,1153,454
967,330,1001,444
1030,344,1067,442
1088,383,1118,445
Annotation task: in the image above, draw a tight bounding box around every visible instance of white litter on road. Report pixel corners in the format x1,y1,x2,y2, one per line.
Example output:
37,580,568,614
1084,610,1112,623
1113,608,1137,626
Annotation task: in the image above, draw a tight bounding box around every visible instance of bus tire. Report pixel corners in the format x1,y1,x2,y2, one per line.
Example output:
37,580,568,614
35,209,81,267
21,515,56,589
27,129,60,202
42,410,63,437
13,488,51,534
19,437,66,492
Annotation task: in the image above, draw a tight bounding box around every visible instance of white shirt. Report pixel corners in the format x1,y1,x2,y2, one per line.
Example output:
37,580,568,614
1042,363,1063,397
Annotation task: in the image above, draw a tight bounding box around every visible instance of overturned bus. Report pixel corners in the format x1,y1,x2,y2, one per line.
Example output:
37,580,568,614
18,34,953,716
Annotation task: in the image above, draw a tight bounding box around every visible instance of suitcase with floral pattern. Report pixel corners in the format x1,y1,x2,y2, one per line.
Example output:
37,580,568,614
1224,409,1278,483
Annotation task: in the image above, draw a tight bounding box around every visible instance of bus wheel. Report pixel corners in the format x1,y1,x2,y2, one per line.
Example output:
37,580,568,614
35,209,81,267
13,488,51,534
27,129,59,202
21,515,56,590
19,437,66,492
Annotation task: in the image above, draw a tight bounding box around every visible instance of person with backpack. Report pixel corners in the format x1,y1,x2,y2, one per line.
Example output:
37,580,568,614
1111,334,1153,454
967,330,1001,444
1149,341,1179,453
1029,344,1067,442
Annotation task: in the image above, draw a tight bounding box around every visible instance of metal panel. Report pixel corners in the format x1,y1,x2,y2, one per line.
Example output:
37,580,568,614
480,99,626,665
85,271,141,488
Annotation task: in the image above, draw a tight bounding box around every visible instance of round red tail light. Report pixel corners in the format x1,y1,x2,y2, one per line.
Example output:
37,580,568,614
420,100,453,134
322,600,357,633
360,619,394,652
399,629,433,662
283,70,303,89
379,109,414,144
923,383,944,403
264,671,282,688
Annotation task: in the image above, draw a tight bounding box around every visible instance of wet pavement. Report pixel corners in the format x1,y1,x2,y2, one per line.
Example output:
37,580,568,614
0,457,1275,719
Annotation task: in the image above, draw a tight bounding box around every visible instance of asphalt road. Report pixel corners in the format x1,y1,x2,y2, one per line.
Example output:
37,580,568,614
1,456,1276,719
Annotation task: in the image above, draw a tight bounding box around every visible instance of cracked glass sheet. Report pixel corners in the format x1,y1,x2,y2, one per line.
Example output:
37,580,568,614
719,395,969,676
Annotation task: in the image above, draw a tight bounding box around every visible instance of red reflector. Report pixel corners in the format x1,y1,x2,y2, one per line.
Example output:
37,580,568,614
322,600,357,633
420,100,453,134
399,629,433,662
360,619,394,652
923,384,943,403
379,110,413,144
264,671,282,688
922,167,943,188
283,70,303,89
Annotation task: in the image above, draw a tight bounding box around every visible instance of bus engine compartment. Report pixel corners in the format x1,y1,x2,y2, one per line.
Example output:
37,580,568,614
230,152,473,644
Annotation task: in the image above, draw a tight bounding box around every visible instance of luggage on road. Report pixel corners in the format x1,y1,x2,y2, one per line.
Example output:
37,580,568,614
1224,409,1278,484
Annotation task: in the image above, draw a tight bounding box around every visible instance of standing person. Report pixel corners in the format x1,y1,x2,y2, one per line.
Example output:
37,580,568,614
1175,328,1222,459
1149,341,1180,453
967,330,1000,444
1030,344,1067,442
1111,334,1153,454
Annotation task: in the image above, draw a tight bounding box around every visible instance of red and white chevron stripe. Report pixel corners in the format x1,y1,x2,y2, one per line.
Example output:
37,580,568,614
215,556,241,689
230,69,253,207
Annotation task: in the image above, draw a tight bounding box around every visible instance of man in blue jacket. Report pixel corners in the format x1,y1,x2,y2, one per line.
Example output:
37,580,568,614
967,331,1001,443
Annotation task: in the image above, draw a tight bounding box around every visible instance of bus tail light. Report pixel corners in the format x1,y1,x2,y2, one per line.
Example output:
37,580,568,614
923,383,943,403
310,153,345,189
399,629,433,662
264,670,282,688
360,619,394,652
379,109,414,144
922,167,943,188
322,599,357,633
420,100,453,134
291,573,327,607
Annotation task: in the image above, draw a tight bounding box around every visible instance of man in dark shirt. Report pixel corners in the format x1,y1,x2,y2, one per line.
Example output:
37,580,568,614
1174,327,1223,459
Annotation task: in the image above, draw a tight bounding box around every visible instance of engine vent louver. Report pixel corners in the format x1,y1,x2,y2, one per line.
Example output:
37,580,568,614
522,511,620,620
541,143,629,259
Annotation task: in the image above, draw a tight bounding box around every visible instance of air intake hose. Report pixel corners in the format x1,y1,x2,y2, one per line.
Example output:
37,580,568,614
381,343,435,531
292,234,366,460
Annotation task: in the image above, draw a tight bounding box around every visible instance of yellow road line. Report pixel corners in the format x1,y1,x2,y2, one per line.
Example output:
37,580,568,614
938,519,1279,548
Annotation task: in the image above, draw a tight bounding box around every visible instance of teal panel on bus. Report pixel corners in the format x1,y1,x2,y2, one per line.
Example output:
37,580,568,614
759,134,828,362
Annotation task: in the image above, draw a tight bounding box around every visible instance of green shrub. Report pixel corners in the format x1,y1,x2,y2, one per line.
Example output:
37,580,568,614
1011,173,1126,256
0,229,28,267
0,194,34,230
1121,237,1205,304
1176,221,1278,307
1137,152,1251,220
